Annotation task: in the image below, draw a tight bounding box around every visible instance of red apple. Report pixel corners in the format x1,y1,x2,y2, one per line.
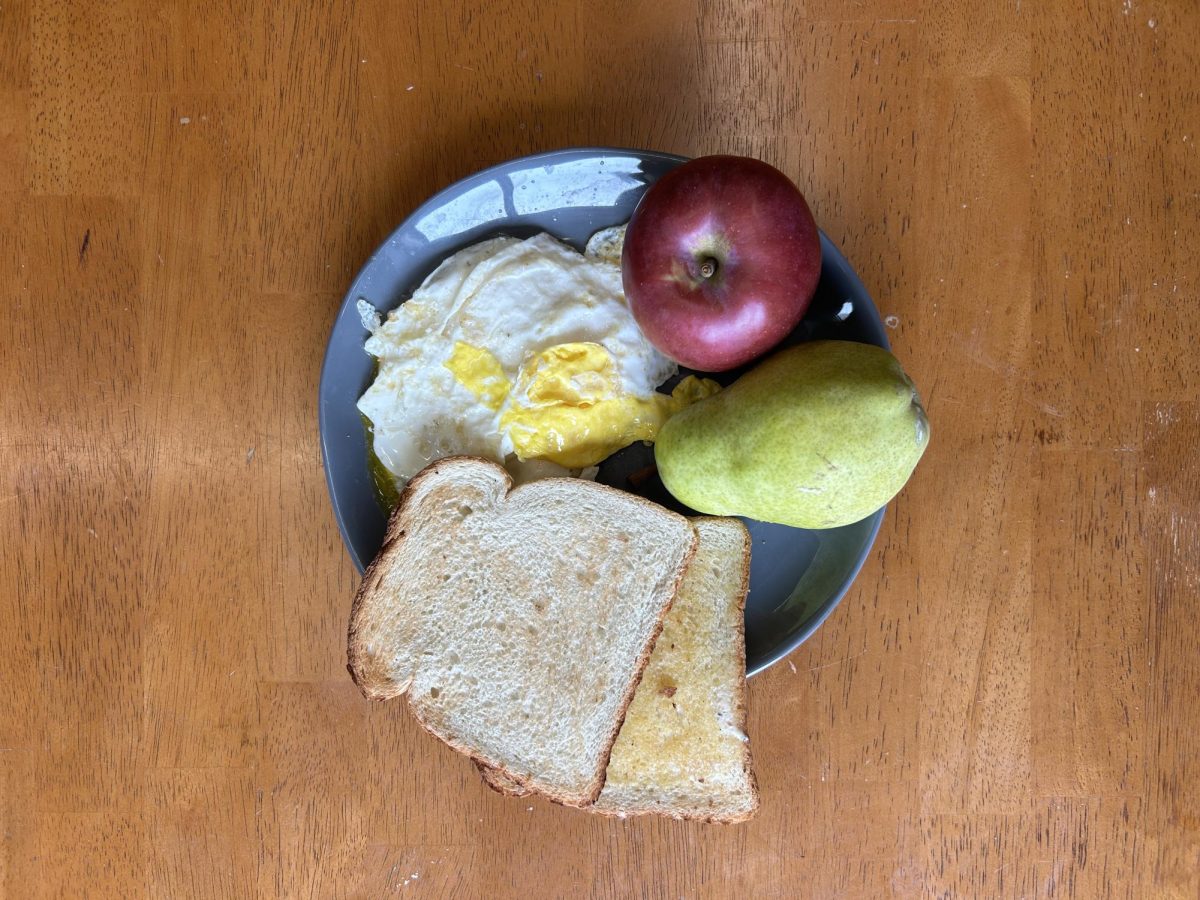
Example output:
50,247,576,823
622,155,822,372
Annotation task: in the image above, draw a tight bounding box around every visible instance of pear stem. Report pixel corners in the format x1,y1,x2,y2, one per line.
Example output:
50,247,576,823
698,257,718,279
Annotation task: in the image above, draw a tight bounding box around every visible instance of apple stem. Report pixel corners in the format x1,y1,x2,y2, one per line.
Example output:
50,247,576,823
699,257,718,279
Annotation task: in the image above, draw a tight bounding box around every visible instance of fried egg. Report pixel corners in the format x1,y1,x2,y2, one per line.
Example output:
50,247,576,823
357,228,718,489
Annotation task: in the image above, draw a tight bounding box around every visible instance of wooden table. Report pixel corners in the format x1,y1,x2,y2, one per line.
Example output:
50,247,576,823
2,2,1197,897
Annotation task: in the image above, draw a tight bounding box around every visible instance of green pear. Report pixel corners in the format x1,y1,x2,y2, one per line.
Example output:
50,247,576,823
655,340,929,529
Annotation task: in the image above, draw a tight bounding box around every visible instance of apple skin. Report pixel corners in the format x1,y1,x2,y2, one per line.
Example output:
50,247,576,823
622,155,822,372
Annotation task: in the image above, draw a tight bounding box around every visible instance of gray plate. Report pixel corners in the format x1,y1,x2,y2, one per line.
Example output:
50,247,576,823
318,147,887,677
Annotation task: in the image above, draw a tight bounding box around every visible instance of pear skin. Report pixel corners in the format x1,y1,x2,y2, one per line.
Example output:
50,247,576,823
654,341,929,529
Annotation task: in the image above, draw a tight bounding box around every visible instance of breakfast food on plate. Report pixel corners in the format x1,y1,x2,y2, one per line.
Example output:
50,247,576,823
346,456,697,807
342,153,937,826
477,516,759,822
357,228,719,500
622,155,822,371
655,340,930,529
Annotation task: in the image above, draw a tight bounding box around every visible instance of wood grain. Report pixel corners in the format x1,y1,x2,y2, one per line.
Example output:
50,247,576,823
1,1,1197,897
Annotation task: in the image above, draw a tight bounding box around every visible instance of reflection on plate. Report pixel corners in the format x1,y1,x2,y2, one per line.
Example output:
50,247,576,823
318,148,887,676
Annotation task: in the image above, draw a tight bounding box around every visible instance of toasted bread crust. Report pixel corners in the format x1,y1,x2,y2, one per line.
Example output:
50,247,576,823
475,761,531,797
347,455,697,808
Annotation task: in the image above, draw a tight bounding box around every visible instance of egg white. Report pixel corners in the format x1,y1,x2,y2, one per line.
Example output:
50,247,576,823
357,229,678,486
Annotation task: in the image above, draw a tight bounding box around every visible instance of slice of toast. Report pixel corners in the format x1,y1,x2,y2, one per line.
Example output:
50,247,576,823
347,456,697,808
478,517,760,822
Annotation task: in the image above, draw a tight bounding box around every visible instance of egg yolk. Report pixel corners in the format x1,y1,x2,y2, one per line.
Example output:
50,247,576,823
445,340,720,469
443,341,512,410
500,342,720,469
